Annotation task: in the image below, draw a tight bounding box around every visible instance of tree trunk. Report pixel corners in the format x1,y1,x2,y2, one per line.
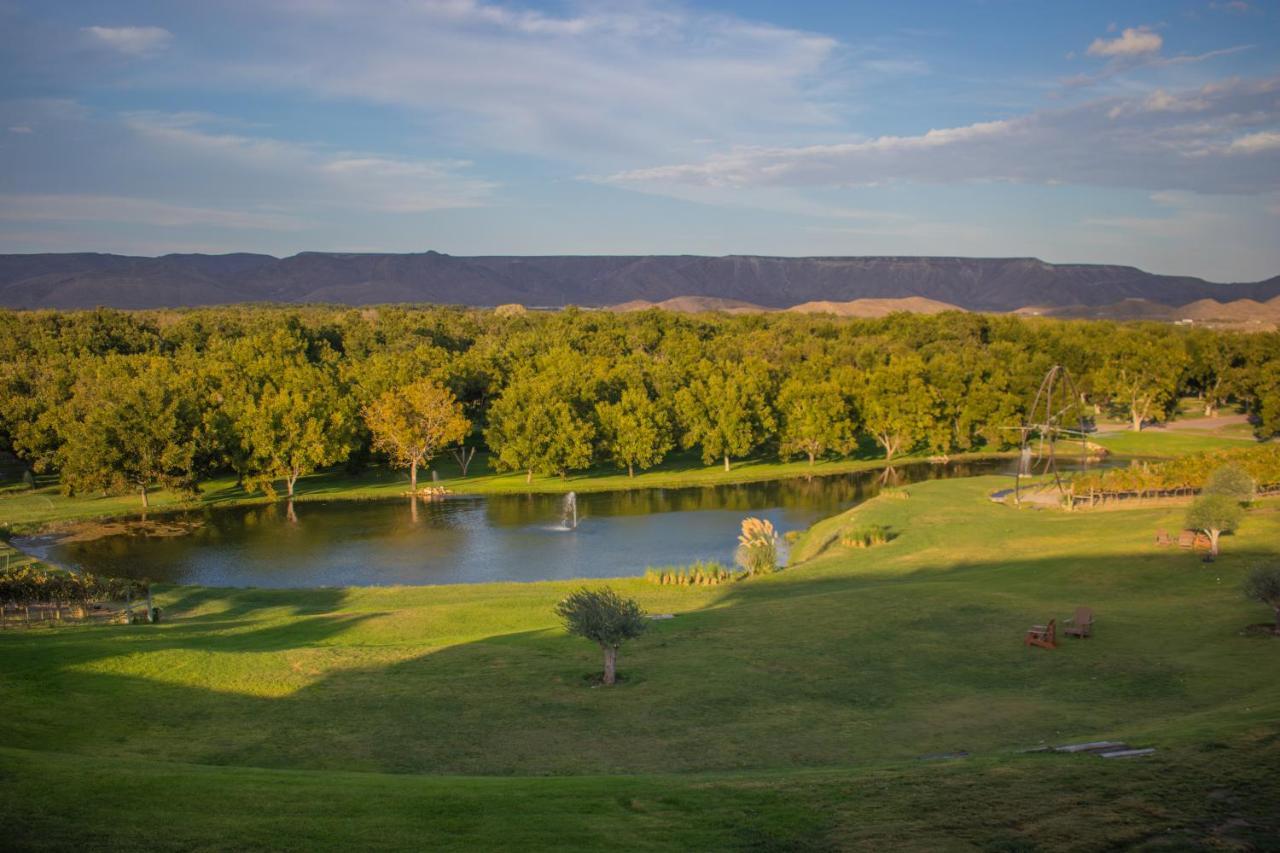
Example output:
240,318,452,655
724,455,731,472
287,473,297,497
146,588,154,623
1131,409,1143,432
410,460,418,492
1209,529,1220,556
808,450,816,465
140,486,149,509
526,469,533,484
628,463,634,478
602,645,617,686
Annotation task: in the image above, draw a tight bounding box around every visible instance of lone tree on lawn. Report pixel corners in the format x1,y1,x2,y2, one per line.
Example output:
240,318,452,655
554,587,648,686
1242,565,1280,635
1185,493,1244,557
364,380,470,491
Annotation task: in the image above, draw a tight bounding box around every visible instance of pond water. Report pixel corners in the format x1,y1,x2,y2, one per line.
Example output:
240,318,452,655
19,458,1082,588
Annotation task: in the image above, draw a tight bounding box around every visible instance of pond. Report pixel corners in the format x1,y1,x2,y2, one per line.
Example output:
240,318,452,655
18,458,1076,588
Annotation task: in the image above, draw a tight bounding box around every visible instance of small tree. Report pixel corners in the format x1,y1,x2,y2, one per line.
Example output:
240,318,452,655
1203,463,1255,504
736,517,779,576
1185,494,1244,557
555,587,648,686
1242,565,1280,635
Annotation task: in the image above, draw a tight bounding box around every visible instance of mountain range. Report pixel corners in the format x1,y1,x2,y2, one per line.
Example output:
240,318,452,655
1,251,1278,313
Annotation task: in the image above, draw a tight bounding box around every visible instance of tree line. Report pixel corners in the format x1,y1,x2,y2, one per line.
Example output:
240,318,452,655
1,306,1277,505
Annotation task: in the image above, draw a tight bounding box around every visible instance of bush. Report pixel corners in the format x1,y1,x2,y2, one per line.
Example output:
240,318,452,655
736,517,779,576
644,561,736,586
1242,565,1280,634
1203,463,1255,504
840,524,893,549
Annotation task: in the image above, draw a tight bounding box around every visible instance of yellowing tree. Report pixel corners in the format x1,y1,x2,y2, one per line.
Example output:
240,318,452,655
364,380,470,491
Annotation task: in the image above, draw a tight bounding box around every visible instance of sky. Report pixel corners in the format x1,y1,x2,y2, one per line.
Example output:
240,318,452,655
0,0,1278,281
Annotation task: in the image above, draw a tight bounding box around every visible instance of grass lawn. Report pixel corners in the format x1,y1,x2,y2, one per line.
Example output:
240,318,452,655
1092,428,1258,457
1,476,1277,849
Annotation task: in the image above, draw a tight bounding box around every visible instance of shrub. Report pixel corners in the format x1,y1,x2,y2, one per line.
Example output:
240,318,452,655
1242,565,1280,635
736,517,779,576
645,561,736,587
840,524,893,549
1204,463,1255,504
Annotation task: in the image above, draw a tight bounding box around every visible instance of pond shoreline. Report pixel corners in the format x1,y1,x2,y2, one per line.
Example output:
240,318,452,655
3,450,1022,537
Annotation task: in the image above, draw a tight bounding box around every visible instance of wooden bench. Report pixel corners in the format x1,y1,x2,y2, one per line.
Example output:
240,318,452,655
1025,619,1056,650
1178,529,1196,548
1155,529,1171,546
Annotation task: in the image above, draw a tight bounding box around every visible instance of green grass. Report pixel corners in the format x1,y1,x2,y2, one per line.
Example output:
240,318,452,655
1,476,1278,849
0,447,1011,532
1092,428,1257,457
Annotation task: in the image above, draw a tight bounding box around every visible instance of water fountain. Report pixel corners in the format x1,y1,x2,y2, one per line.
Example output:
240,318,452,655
562,491,578,530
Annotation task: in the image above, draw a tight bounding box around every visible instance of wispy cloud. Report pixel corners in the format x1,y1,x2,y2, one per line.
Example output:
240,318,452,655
596,76,1280,196
1087,27,1163,58
0,194,305,230
203,1,847,163
81,25,172,57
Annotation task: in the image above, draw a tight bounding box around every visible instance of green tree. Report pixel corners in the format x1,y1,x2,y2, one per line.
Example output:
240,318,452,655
776,377,856,465
1242,565,1280,635
485,376,594,483
594,386,673,477
240,364,356,498
856,354,939,461
1185,493,1244,556
674,360,775,471
1092,330,1188,431
1203,463,1255,504
554,586,648,686
56,355,205,508
364,380,470,491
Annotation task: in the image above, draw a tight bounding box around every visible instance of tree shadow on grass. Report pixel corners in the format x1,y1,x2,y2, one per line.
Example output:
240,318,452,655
2,542,1277,782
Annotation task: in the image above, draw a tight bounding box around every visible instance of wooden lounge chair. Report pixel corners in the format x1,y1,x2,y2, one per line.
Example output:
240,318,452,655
1155,529,1172,546
1064,606,1094,639
1178,529,1196,548
1025,619,1056,649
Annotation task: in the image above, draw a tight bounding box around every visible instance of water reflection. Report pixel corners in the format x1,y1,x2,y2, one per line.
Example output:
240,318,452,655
21,457,1098,588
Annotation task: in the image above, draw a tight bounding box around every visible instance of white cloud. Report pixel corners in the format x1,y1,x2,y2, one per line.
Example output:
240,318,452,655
210,1,845,163
81,25,172,57
0,195,305,231
0,101,497,240
1087,27,1163,58
595,76,1280,196
1227,131,1280,153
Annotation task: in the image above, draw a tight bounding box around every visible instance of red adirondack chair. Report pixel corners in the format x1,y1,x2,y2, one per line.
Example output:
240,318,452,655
1025,619,1057,649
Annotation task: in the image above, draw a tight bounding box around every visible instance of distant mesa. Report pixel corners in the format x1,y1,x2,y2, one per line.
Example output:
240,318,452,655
1,251,1277,314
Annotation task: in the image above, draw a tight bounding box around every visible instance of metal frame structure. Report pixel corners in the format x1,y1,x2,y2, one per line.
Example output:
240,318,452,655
1012,365,1091,504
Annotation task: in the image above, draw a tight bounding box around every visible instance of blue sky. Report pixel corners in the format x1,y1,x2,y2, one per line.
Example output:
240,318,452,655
1,0,1277,280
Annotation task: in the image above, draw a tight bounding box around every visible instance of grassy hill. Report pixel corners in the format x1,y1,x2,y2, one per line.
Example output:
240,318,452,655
1,475,1277,849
